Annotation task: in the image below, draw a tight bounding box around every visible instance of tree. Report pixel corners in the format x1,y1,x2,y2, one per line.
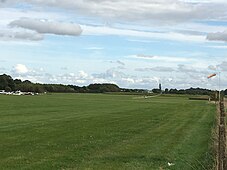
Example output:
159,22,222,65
5,86,12,92
0,74,15,91
87,83,120,93
152,88,161,93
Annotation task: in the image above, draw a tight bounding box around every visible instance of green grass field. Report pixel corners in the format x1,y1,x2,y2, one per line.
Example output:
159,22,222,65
0,93,216,169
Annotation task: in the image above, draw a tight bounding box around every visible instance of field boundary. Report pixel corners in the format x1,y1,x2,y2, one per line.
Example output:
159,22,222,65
217,97,227,170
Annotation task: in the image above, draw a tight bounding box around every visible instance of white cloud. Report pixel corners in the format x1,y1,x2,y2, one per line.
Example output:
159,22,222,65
116,60,125,66
135,67,175,72
0,7,64,24
75,79,86,84
6,63,227,90
109,60,125,66
9,18,82,36
181,0,227,3
92,78,116,85
10,65,46,83
136,54,155,59
13,64,29,74
218,61,227,71
177,64,208,74
174,22,227,34
2,0,227,24
92,68,127,79
78,70,88,79
0,30,44,41
208,65,217,71
131,54,192,62
135,64,209,75
82,25,205,42
207,61,227,72
121,78,135,84
1,1,226,43
207,30,227,42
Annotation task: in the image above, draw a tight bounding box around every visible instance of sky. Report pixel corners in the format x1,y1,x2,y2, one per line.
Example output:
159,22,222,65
0,0,227,90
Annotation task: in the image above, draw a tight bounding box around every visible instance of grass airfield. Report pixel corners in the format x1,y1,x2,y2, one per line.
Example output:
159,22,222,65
0,93,215,169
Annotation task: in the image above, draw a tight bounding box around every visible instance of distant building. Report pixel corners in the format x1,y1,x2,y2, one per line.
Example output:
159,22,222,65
159,83,162,91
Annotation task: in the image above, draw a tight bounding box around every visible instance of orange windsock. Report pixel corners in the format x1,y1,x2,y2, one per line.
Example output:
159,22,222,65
207,73,217,79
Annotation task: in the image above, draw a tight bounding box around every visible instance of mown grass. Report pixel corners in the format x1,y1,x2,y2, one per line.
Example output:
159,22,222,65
0,93,216,169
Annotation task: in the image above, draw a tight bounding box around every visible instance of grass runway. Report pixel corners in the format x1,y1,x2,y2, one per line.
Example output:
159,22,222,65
0,93,216,169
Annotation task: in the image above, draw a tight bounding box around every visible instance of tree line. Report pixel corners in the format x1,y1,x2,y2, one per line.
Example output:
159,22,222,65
0,74,121,93
159,88,213,95
0,74,226,95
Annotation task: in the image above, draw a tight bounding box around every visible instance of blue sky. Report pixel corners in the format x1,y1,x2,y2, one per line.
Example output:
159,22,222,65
0,0,227,90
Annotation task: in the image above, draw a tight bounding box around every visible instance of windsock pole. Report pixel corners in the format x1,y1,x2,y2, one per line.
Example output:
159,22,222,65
219,72,221,103
207,73,220,102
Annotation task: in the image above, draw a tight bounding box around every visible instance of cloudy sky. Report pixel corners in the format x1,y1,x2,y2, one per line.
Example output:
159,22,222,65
1,0,227,90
